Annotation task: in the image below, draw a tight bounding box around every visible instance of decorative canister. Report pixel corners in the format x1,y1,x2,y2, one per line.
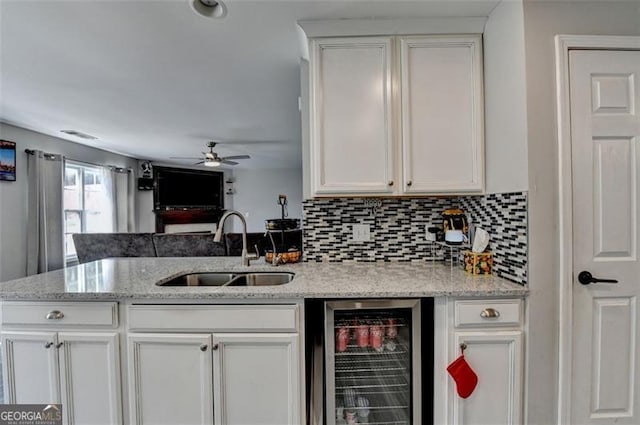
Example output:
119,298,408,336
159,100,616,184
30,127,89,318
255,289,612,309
463,251,493,275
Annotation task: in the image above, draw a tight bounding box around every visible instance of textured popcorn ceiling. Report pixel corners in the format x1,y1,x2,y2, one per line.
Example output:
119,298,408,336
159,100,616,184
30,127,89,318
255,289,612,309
0,0,499,169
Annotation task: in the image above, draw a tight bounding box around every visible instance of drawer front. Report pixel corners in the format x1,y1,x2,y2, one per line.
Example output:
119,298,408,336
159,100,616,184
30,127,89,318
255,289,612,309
454,299,522,328
128,304,299,332
2,301,118,327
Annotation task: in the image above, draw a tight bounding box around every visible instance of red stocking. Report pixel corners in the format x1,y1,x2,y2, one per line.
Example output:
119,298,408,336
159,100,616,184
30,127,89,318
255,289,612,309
447,354,478,399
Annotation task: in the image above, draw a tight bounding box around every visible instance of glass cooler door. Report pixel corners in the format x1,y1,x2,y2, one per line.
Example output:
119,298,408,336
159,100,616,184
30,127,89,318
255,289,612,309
326,300,421,425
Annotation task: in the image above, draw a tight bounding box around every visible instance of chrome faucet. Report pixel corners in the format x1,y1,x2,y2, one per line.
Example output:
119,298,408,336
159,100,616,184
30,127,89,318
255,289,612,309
214,210,259,266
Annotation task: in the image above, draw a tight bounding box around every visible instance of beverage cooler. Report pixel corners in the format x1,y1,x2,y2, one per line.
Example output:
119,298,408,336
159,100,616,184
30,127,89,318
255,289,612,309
307,299,434,425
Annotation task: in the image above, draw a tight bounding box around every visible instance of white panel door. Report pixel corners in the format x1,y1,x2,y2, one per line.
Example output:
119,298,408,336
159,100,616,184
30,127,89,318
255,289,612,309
452,331,523,425
127,333,213,425
311,37,395,195
58,332,122,425
570,50,640,424
1,331,59,404
212,333,300,425
400,36,484,193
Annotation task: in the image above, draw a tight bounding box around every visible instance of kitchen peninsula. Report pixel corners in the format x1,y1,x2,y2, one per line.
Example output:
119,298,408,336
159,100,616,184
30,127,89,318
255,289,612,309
0,257,526,425
0,257,527,300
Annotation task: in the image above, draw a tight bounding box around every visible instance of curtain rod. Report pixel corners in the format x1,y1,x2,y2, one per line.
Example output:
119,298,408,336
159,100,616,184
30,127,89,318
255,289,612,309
24,149,60,161
25,149,132,173
67,158,132,173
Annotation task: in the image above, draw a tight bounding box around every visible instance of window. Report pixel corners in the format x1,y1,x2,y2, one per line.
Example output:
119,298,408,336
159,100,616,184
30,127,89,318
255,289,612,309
64,161,114,263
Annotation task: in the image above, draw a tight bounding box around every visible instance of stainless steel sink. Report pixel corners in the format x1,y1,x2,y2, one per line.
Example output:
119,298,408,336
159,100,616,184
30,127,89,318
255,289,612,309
158,272,237,287
156,272,294,287
225,272,295,286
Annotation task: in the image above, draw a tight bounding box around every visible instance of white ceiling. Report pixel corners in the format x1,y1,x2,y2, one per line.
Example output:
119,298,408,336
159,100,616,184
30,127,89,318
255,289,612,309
0,0,499,169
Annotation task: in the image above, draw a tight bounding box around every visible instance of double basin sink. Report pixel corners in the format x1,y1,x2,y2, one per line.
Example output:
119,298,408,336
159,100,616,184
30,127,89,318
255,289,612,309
157,271,295,287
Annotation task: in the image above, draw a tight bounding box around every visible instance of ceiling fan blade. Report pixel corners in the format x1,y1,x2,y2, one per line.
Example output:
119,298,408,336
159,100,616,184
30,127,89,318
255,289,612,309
211,140,286,145
221,160,239,166
193,161,205,165
222,155,250,160
170,156,203,160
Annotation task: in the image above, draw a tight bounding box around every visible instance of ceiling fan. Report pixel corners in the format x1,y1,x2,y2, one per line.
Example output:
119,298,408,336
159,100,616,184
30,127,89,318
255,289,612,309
170,142,250,167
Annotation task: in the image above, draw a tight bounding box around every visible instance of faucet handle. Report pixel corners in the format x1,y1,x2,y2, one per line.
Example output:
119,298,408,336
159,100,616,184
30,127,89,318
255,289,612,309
249,244,260,260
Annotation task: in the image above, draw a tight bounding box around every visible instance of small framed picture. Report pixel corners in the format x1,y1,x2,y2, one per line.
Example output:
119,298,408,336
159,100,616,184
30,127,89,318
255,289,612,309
0,140,17,181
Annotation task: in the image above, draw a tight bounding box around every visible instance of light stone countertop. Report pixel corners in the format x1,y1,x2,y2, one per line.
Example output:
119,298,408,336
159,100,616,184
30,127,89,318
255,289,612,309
0,257,528,300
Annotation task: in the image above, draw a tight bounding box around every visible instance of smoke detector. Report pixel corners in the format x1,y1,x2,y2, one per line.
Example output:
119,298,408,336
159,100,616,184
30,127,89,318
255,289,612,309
190,0,227,19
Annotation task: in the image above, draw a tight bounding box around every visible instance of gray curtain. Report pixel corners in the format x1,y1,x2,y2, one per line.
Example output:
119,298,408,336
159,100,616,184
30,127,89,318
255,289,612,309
26,151,64,275
110,168,135,232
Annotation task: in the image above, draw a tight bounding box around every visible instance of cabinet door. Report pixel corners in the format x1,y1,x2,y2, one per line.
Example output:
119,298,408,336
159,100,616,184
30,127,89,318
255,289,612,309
1,331,59,404
58,332,122,425
127,333,213,425
452,331,523,425
400,36,484,193
310,37,395,195
212,333,301,425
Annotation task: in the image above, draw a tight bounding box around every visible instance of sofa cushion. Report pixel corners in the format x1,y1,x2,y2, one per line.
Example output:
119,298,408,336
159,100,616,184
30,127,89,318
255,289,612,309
153,234,226,257
72,233,156,264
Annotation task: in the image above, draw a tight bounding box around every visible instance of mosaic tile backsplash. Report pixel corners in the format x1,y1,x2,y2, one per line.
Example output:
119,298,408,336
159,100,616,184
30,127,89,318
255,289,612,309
302,192,528,285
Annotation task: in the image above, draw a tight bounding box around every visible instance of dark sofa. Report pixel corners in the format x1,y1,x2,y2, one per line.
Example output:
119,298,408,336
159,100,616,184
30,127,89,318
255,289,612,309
72,230,303,264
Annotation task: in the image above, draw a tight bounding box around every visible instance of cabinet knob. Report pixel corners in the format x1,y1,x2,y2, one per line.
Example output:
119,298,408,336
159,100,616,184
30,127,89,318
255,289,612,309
212,343,219,351
407,181,412,187
45,310,64,320
388,180,394,186
55,342,64,349
44,342,54,349
480,308,500,319
199,344,208,352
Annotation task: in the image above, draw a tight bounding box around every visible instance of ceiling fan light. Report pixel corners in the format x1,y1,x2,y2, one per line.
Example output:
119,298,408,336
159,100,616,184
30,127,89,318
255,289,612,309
204,160,221,167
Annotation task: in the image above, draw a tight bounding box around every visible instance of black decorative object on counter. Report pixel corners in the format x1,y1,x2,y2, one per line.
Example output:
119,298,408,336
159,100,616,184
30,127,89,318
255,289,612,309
265,194,302,261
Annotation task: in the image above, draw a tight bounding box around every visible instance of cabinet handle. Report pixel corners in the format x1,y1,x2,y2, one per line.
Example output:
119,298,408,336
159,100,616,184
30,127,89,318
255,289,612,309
55,342,63,349
44,342,54,349
199,344,208,352
480,308,500,319
387,180,394,186
45,310,64,320
212,344,219,351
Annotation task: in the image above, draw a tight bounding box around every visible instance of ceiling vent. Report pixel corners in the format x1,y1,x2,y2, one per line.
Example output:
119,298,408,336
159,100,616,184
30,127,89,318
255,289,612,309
190,0,227,19
60,130,98,140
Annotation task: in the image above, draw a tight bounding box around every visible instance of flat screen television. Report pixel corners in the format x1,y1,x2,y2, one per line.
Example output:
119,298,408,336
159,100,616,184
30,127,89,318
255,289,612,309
153,166,224,210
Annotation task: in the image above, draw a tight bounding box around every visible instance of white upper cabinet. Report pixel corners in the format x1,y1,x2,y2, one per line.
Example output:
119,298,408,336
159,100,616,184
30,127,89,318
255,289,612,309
308,35,484,196
400,36,484,193
310,37,395,195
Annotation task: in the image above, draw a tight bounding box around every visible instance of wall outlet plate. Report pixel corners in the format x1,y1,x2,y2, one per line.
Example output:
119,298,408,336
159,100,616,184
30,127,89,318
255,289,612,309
425,224,436,241
352,224,371,242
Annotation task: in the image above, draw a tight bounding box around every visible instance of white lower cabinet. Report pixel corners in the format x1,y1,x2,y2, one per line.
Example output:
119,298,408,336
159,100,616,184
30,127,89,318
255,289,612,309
126,303,303,425
127,333,214,425
451,331,523,425
212,333,300,425
1,331,122,425
437,298,525,425
1,331,60,404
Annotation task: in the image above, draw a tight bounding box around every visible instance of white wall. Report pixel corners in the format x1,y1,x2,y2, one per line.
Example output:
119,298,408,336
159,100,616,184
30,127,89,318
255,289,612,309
230,168,303,233
483,0,528,194
521,1,640,424
136,188,156,233
0,123,139,282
